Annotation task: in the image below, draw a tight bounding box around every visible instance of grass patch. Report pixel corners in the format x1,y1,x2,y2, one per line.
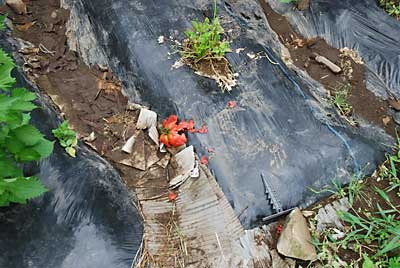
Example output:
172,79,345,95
329,83,353,117
308,139,400,267
379,136,400,197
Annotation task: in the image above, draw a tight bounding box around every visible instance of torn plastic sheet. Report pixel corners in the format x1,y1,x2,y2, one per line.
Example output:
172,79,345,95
0,37,143,268
63,0,392,227
266,0,400,100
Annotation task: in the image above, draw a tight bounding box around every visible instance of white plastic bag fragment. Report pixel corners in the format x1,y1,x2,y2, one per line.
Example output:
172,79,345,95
121,135,136,154
136,108,157,129
148,126,159,145
169,146,196,188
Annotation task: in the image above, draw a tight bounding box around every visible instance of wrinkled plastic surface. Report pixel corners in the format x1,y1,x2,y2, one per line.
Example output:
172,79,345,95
267,0,400,100
64,0,391,227
0,37,143,268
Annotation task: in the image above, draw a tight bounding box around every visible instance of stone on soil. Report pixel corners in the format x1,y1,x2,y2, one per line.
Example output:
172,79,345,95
277,208,317,261
297,0,310,10
6,0,27,14
316,198,349,231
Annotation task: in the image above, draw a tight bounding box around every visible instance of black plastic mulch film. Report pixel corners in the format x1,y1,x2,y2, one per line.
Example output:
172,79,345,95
65,0,393,226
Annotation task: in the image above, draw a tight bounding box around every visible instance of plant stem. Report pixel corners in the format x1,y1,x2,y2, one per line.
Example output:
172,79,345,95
213,0,217,19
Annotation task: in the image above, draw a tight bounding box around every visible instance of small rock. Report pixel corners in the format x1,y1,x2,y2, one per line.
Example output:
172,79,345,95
51,11,58,19
6,0,27,15
316,198,350,231
157,35,165,44
388,99,400,111
277,208,317,261
297,0,310,10
271,250,296,268
382,116,391,126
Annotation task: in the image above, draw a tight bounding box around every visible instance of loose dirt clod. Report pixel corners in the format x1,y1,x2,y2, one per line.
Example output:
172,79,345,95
6,0,26,15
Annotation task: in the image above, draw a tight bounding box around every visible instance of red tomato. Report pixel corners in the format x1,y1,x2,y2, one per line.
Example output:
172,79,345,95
168,192,177,202
200,156,208,165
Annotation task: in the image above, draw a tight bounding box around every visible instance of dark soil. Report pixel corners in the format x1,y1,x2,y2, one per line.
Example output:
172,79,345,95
1,1,177,256
0,0,128,153
259,0,397,137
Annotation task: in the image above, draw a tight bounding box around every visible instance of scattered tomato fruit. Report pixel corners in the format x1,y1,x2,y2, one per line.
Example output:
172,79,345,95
159,115,207,147
168,192,177,202
200,156,208,165
276,224,283,234
228,100,236,108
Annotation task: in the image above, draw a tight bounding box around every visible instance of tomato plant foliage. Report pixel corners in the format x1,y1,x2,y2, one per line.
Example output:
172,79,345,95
0,15,53,206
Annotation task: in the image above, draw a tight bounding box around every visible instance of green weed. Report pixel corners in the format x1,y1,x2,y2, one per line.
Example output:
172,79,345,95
52,121,77,158
378,0,400,19
181,0,230,62
0,18,53,206
336,188,399,267
310,174,367,207
330,83,353,117
379,135,400,197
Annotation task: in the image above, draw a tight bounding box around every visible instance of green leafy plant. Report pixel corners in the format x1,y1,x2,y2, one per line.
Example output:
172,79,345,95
378,0,400,19
52,121,77,157
280,0,298,3
181,0,231,62
0,17,54,206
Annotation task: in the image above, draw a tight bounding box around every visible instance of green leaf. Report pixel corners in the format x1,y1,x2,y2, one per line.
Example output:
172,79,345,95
53,121,77,158
377,235,400,256
362,254,375,268
0,177,47,206
65,146,76,158
12,87,36,102
0,155,23,178
374,187,392,204
0,48,16,90
6,137,25,155
12,124,43,146
17,148,41,162
32,139,54,158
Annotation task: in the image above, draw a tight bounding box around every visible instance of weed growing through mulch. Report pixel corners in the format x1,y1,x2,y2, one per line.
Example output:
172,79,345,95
180,0,236,91
378,0,400,20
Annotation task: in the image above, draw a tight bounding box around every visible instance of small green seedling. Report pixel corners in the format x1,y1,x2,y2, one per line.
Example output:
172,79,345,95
280,0,298,3
181,0,231,62
330,83,352,117
52,121,78,158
